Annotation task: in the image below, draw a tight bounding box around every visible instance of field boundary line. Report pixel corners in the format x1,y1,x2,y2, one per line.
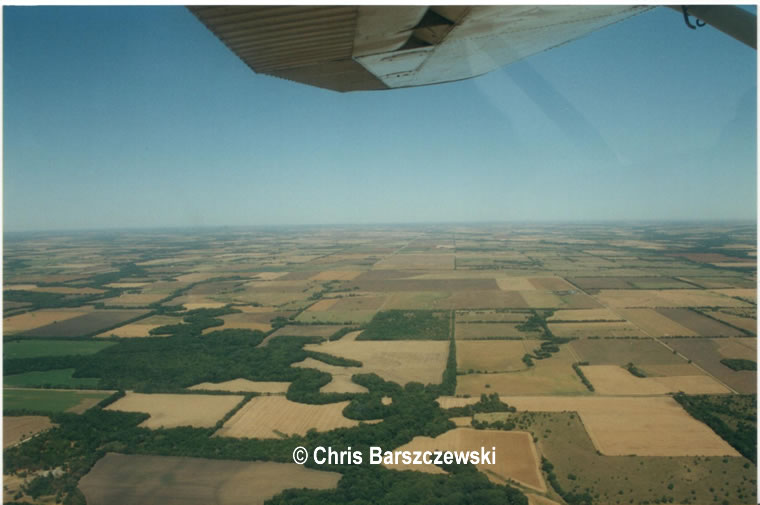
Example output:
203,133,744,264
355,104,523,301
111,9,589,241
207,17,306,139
653,338,738,394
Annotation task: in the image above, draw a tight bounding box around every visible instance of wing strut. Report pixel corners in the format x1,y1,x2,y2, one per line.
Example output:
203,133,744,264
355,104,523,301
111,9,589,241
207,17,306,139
670,5,756,49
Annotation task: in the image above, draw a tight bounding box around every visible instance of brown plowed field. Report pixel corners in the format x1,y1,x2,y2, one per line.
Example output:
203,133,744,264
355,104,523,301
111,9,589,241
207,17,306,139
78,453,341,505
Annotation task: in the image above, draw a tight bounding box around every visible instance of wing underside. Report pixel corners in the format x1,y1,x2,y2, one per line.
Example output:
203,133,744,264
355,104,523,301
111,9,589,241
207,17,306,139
189,5,653,92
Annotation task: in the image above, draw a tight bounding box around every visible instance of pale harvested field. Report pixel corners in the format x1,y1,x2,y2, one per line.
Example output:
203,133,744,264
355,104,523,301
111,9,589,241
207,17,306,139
171,295,228,310
104,282,150,288
615,308,696,336
710,288,756,302
581,365,730,395
105,393,242,429
457,340,540,372
188,379,290,394
302,339,449,386
306,298,339,311
519,291,562,308
310,270,362,281
102,293,166,307
548,321,646,338
456,310,529,323
496,396,740,457
456,346,588,396
384,428,545,492
450,416,472,427
268,324,344,339
714,337,757,360
78,453,341,505
527,495,563,505
252,271,290,281
454,322,533,339
4,308,92,334
214,396,359,439
3,416,55,448
236,305,281,313
495,277,538,291
96,315,182,338
596,289,750,308
201,312,272,334
292,357,368,393
548,308,623,321
4,283,37,290
373,254,454,270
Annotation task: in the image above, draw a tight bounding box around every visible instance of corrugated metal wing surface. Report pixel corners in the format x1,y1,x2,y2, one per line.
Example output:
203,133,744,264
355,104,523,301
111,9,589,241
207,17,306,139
189,5,653,93
189,6,388,92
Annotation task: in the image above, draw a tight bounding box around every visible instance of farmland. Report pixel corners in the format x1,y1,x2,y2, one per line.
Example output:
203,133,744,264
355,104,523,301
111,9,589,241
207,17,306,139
3,339,116,359
78,453,342,505
214,396,361,439
105,392,244,429
385,428,546,492
3,416,55,448
2,223,757,504
4,388,112,413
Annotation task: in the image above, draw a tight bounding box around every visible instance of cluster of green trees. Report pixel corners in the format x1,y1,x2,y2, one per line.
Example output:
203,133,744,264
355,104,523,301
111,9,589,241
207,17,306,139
516,311,546,333
674,393,756,463
471,418,515,431
149,307,239,337
328,327,361,341
720,358,756,371
445,393,515,417
4,290,104,312
269,464,528,505
572,362,595,392
358,310,450,340
85,262,148,288
625,362,647,377
434,336,457,396
517,310,572,364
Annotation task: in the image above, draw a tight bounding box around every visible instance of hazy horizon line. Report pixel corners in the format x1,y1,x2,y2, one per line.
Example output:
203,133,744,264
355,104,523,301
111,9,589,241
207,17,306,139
3,218,757,235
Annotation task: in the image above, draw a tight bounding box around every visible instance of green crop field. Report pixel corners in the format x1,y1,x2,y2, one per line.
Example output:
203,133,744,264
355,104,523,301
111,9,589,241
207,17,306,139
4,388,111,413
4,339,116,359
4,368,100,388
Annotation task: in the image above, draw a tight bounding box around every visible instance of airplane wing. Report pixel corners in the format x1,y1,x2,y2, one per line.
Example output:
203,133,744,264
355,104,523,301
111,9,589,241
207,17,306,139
188,5,754,93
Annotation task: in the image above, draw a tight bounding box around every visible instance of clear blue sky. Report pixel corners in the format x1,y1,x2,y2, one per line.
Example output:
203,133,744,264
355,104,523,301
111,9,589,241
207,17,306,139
3,6,757,231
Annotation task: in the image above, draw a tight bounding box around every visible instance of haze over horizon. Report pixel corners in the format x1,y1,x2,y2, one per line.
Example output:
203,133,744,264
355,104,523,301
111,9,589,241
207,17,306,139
4,6,757,232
